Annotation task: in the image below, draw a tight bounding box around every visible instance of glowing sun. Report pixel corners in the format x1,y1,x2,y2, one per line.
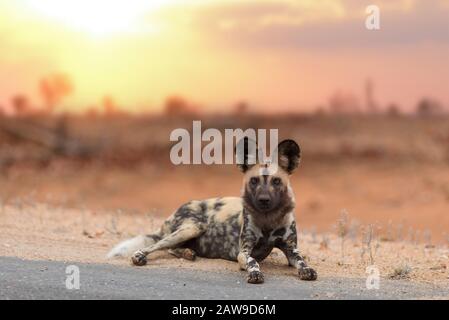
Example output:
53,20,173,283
28,0,169,36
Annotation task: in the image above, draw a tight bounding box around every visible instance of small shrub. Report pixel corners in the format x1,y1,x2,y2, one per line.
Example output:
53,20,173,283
0,197,4,214
381,220,395,242
389,264,412,280
443,233,449,248
319,234,330,250
361,224,379,265
336,209,350,264
396,221,404,241
348,220,360,242
310,226,317,244
423,230,433,248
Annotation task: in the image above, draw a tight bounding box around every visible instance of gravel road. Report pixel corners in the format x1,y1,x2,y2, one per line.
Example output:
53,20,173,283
0,257,447,300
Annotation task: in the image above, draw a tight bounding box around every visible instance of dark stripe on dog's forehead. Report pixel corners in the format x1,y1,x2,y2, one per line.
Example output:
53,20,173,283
214,200,224,211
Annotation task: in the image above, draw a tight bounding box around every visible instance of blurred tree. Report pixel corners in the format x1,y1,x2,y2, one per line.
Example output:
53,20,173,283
329,90,360,114
365,78,379,113
234,101,249,115
314,106,327,116
386,103,401,117
86,106,99,118
39,73,74,112
416,98,445,116
164,95,193,116
11,94,30,116
102,95,117,115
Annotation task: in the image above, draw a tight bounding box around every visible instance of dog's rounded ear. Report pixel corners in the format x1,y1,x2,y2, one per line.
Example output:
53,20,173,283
235,137,257,173
276,139,301,174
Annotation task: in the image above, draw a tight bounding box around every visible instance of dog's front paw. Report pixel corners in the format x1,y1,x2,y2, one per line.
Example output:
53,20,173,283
298,267,317,281
247,271,264,284
182,248,196,261
131,251,148,266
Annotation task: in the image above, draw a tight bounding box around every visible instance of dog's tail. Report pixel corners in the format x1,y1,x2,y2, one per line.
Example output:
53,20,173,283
106,233,161,259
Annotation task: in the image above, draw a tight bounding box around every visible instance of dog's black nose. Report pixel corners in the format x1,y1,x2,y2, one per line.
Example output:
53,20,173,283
257,196,271,207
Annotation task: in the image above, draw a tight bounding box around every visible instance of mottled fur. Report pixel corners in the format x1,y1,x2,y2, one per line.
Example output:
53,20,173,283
108,139,317,283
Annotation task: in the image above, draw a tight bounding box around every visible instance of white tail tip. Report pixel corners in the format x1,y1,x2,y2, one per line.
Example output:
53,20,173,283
106,235,146,259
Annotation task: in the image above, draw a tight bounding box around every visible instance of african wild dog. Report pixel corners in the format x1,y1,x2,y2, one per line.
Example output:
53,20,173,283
107,138,317,283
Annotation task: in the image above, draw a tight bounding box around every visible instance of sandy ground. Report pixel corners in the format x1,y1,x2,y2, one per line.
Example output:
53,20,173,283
2,161,449,243
1,202,448,288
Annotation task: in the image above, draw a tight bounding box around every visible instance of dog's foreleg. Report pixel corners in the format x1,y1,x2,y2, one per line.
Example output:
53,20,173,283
277,222,317,281
238,214,264,284
238,251,264,284
279,244,317,281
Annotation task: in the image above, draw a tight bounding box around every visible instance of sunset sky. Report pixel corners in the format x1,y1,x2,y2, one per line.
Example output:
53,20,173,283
0,0,448,113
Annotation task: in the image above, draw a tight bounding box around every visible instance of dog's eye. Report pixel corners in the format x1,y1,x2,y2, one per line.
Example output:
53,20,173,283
249,177,259,186
272,177,282,186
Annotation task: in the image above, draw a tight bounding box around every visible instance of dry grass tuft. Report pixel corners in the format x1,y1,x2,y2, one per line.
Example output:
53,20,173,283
444,233,449,248
361,224,379,265
380,220,396,242
0,202,449,286
336,209,350,265
319,234,330,250
389,264,412,280
0,197,4,215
